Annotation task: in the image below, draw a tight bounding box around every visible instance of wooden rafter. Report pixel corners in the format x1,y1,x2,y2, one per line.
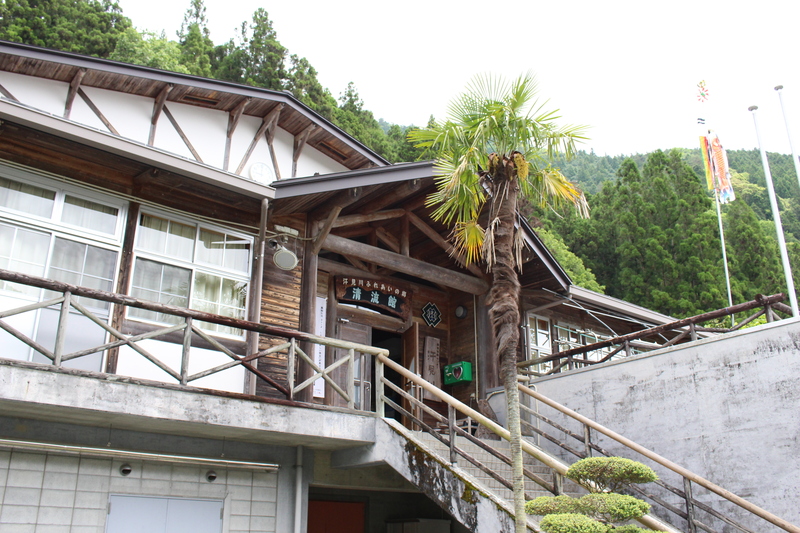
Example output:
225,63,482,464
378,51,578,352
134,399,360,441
355,179,422,214
237,104,282,176
312,206,342,255
292,124,317,178
375,227,400,253
406,211,484,277
149,84,173,146
78,88,119,135
331,208,406,229
224,97,250,170
64,68,86,119
162,105,202,163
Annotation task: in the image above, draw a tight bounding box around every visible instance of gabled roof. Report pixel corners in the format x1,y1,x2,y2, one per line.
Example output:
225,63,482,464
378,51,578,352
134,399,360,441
0,40,389,170
271,162,572,293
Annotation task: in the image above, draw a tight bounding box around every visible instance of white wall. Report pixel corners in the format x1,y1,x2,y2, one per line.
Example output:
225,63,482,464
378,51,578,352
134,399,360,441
531,318,800,532
0,71,352,181
0,451,278,532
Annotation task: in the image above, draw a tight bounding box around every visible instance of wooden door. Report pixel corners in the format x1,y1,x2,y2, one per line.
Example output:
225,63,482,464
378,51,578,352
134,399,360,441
307,500,365,533
332,321,372,409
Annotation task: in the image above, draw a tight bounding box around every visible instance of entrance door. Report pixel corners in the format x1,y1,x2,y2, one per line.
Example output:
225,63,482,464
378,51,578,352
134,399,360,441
332,321,372,409
307,500,365,533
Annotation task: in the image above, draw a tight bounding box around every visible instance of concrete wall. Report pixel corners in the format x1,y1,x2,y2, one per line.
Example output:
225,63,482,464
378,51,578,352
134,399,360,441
530,317,800,532
0,451,278,533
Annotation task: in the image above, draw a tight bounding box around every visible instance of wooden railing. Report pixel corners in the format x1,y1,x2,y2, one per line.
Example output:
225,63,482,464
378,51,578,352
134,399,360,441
517,384,799,533
0,268,387,408
519,293,790,377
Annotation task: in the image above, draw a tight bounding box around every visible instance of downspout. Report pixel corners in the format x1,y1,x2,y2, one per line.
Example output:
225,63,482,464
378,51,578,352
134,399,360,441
294,445,304,533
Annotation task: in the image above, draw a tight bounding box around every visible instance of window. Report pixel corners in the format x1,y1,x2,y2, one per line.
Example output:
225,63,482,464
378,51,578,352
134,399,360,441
130,212,252,337
527,314,554,375
0,170,124,370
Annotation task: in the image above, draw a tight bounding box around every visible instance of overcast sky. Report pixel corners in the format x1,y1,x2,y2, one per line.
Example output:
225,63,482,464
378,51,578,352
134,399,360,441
119,0,800,157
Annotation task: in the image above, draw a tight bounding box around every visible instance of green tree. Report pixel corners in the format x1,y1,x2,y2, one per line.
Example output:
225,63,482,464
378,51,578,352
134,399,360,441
110,28,189,73
527,457,658,533
0,0,131,58
177,0,213,77
410,73,587,533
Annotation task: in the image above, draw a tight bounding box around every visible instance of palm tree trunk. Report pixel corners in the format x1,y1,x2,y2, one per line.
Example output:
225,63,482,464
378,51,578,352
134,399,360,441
487,159,526,532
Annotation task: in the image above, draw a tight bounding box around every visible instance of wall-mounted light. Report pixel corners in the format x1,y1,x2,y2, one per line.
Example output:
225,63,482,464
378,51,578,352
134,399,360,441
454,305,468,319
268,239,298,270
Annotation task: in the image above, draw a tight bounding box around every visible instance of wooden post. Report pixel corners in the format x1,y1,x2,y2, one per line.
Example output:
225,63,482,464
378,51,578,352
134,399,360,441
448,404,458,465
180,317,192,386
53,292,71,367
375,353,385,417
689,323,697,341
624,340,631,358
684,477,697,533
106,203,140,374
553,472,563,495
287,338,296,401
583,425,592,458
347,348,355,409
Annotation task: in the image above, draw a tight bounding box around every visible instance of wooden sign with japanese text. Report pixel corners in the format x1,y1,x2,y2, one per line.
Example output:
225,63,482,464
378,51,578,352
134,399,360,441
335,276,412,320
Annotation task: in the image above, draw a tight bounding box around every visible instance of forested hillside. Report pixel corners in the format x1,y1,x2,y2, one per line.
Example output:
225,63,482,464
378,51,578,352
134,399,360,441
0,0,424,163
1,0,797,319
539,149,799,317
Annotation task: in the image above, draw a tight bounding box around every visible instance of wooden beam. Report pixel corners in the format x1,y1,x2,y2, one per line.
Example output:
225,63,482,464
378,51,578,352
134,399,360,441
237,104,282,176
321,234,487,295
224,97,250,171
331,208,406,229
162,105,202,163
357,179,423,213
77,88,119,135
406,211,484,277
312,205,342,255
318,257,448,301
148,84,173,145
64,68,86,119
400,214,410,256
265,106,283,180
375,226,400,253
342,255,370,271
292,124,317,178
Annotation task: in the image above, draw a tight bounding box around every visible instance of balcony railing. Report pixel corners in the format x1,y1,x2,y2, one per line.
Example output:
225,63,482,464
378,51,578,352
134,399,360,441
0,268,387,409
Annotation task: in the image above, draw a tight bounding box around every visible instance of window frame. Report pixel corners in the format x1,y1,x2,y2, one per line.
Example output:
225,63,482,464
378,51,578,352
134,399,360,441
129,208,254,339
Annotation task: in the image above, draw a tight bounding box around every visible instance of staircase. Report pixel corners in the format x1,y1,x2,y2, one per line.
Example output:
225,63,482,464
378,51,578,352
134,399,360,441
411,431,585,503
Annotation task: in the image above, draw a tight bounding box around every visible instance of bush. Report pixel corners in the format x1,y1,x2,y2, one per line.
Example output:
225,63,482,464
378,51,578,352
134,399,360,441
526,495,580,516
611,526,656,532
566,457,658,493
577,494,650,522
539,513,609,533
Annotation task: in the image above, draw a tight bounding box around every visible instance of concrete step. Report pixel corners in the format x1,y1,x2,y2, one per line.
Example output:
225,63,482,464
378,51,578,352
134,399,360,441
411,431,585,503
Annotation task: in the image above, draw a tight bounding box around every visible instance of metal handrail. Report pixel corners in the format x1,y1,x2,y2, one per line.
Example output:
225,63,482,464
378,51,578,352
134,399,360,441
375,353,678,532
519,293,789,375
518,384,800,533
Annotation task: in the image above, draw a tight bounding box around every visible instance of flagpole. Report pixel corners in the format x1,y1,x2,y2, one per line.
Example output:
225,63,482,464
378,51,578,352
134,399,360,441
713,188,734,327
774,86,800,192
748,105,799,316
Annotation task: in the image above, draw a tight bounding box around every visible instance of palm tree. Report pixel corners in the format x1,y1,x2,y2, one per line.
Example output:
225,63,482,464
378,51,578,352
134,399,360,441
409,73,587,532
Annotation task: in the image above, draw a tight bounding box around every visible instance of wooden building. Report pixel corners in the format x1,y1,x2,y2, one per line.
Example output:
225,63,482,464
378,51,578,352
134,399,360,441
0,41,681,532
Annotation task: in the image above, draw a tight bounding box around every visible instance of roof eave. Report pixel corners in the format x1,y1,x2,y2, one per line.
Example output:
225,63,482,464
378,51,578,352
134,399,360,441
0,98,276,200
0,40,389,168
